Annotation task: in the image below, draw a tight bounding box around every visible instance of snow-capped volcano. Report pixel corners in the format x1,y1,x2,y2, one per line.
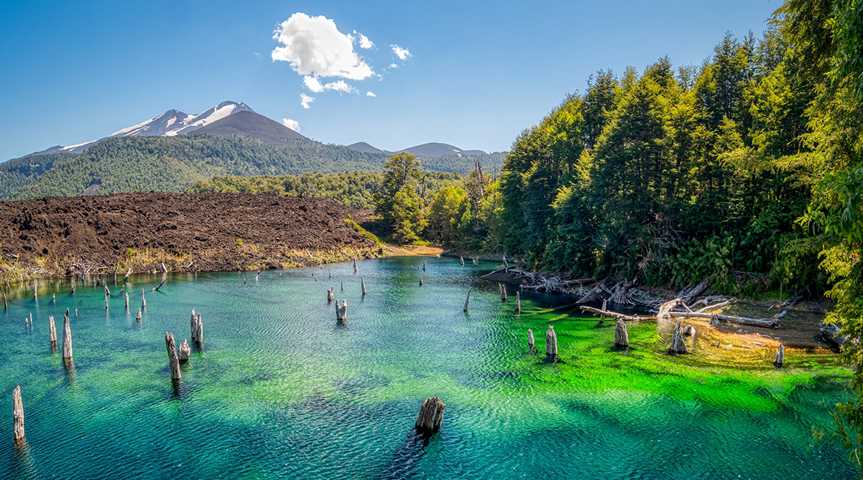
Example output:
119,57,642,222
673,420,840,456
55,101,254,153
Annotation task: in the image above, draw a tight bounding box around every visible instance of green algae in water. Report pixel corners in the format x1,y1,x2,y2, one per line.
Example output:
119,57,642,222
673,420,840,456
0,257,857,479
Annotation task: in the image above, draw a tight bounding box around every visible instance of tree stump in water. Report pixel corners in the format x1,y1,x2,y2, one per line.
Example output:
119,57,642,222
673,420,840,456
124,290,130,311
336,300,348,325
327,288,335,304
33,281,38,302
499,283,508,302
62,313,74,366
190,310,204,350
545,325,559,362
353,259,358,274
340,280,344,293
12,385,25,446
515,291,522,314
135,309,143,323
2,290,7,312
459,256,465,266
614,319,629,350
141,289,147,311
415,396,445,435
164,331,182,386
419,276,424,287
104,286,111,310
463,288,472,313
774,344,785,368
25,313,33,330
48,315,58,352
668,321,687,354
528,329,536,354
361,277,367,297
178,340,191,363
422,261,426,272
51,293,56,305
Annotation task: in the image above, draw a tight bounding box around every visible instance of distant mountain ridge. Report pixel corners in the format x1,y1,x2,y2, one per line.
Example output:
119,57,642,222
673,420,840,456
1,101,505,199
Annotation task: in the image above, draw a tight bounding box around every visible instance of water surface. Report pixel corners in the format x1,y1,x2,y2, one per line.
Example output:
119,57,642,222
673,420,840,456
0,257,856,478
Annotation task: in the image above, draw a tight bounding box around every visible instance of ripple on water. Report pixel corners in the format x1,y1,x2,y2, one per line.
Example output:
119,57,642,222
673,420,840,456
0,258,857,479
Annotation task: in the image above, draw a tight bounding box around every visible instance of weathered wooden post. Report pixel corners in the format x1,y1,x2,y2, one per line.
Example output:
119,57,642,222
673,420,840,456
614,319,629,350
463,288,472,313
528,329,536,354
327,288,335,304
141,289,147,311
62,312,74,366
459,256,465,266
545,325,559,362
190,310,204,350
124,290,130,311
135,309,142,323
178,340,191,363
336,300,348,325
415,396,445,435
48,315,58,352
499,283,508,302
774,344,785,368
12,385,25,446
361,277,367,297
165,331,182,387
668,321,687,354
515,291,522,314
25,313,33,329
104,285,111,310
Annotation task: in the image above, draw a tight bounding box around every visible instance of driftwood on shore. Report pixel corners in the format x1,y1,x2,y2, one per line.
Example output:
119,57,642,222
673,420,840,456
415,396,445,435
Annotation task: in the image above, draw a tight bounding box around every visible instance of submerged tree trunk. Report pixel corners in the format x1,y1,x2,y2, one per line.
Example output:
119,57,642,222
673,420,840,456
545,325,559,362
48,315,58,352
415,396,445,435
165,331,182,387
12,385,25,446
774,344,785,368
62,312,74,366
614,319,629,350
668,321,687,354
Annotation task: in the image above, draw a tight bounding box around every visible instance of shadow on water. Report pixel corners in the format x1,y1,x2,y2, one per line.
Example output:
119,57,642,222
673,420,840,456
378,430,433,480
8,441,39,480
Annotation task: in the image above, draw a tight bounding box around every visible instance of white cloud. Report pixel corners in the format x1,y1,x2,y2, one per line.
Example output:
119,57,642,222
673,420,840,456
272,13,374,80
303,75,354,94
366,91,376,97
303,76,324,93
391,44,411,61
388,63,398,69
300,93,315,109
357,33,374,49
282,118,301,131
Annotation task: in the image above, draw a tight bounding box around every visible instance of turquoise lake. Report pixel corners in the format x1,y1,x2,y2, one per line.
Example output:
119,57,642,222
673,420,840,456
0,257,857,478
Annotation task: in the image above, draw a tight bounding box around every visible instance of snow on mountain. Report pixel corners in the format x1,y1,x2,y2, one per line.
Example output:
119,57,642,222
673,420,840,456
52,101,253,153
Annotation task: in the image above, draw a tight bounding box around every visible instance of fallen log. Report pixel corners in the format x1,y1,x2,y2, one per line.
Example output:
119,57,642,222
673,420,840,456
579,306,653,321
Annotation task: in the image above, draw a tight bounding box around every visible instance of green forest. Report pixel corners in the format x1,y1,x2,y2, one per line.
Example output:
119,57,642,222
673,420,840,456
365,0,863,455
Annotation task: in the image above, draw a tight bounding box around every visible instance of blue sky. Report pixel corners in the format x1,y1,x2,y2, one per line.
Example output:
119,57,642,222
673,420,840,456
0,0,782,160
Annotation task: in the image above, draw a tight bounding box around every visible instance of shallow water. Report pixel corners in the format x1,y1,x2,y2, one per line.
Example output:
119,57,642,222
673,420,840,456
0,257,857,479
